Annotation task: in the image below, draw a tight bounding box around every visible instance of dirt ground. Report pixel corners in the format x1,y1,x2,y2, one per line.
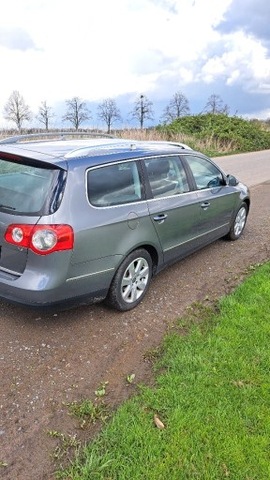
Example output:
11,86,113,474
1,181,270,480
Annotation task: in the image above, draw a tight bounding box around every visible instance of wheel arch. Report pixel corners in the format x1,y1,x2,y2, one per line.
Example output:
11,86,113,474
138,244,159,275
118,243,160,277
243,197,250,214
106,246,156,311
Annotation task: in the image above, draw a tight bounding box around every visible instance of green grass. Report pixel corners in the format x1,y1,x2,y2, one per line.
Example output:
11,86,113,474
58,262,270,479
66,399,109,428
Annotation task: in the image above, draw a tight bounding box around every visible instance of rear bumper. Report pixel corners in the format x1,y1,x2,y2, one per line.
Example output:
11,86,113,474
0,282,108,308
0,259,114,308
0,247,131,309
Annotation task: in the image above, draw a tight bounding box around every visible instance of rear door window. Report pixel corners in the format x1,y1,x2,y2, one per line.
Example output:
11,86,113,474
144,156,190,198
87,161,143,207
0,159,63,215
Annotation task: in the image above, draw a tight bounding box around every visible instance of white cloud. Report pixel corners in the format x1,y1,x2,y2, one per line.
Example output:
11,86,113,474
0,0,270,127
198,31,270,93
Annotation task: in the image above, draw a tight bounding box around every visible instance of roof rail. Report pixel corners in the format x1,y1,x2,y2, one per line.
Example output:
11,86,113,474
0,131,116,145
145,140,193,150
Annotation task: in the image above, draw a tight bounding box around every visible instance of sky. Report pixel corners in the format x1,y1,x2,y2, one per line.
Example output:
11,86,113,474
0,0,270,129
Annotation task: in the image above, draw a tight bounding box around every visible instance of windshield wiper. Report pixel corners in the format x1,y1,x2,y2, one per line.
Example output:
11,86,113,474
0,204,16,211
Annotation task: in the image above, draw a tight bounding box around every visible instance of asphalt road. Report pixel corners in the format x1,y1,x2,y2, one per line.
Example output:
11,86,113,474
213,149,270,186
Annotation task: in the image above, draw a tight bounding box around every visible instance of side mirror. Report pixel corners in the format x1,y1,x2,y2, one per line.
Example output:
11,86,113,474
226,174,239,186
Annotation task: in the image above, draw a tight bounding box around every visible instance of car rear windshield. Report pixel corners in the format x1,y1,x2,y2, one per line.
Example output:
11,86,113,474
0,158,64,215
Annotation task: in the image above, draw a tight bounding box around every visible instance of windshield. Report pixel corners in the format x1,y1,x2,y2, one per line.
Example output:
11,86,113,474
0,158,64,215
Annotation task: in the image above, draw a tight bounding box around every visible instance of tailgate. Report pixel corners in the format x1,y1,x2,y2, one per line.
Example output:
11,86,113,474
0,155,64,276
0,212,40,275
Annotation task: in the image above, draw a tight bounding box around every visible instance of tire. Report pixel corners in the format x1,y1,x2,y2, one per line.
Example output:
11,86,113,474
106,249,153,311
225,203,248,241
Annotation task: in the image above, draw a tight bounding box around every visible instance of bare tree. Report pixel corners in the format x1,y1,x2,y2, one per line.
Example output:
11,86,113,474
130,94,154,129
3,90,32,132
97,98,121,133
36,101,55,131
162,91,190,123
62,97,91,130
204,94,229,115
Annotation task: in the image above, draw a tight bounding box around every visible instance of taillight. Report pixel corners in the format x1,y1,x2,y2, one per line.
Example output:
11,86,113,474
4,224,74,255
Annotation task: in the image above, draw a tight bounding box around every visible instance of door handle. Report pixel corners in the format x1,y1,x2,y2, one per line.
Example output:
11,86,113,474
200,202,210,209
153,214,168,223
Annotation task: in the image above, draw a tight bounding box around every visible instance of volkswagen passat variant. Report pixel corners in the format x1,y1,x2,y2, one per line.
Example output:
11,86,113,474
0,133,250,311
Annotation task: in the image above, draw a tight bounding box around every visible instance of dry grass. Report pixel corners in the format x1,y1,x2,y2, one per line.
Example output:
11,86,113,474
118,129,236,155
0,128,237,156
118,128,187,143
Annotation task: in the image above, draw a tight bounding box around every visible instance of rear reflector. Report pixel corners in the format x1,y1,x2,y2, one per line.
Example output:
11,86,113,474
5,224,74,255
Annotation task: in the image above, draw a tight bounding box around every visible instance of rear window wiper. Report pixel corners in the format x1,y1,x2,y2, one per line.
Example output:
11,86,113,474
0,204,16,211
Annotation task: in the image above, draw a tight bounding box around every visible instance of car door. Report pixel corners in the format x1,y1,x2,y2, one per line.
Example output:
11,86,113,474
143,155,200,264
70,160,160,274
182,154,239,243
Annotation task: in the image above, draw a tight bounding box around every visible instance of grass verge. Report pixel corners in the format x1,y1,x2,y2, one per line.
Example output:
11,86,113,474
58,262,270,479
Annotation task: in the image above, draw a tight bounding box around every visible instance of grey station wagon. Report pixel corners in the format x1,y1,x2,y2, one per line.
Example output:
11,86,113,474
0,133,250,311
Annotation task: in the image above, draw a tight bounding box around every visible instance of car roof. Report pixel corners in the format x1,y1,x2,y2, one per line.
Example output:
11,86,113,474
0,134,193,168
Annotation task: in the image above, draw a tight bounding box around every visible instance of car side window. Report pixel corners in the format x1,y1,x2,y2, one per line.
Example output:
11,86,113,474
184,155,224,190
144,156,189,199
87,161,143,207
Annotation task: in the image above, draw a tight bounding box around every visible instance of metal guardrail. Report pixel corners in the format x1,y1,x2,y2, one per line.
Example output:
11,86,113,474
0,132,115,145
